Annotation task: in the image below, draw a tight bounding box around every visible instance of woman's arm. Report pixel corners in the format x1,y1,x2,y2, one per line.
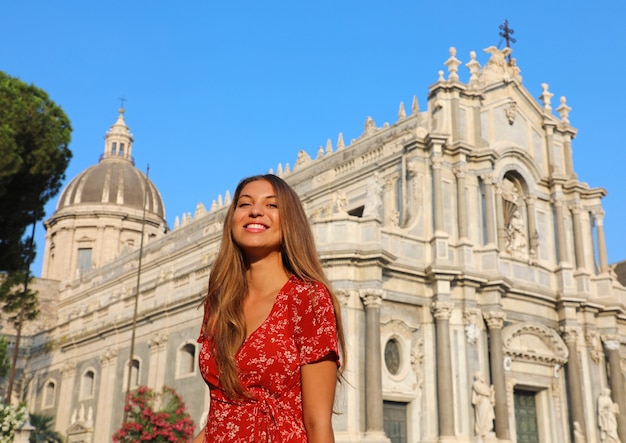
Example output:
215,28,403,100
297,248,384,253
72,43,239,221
191,425,205,443
301,358,338,443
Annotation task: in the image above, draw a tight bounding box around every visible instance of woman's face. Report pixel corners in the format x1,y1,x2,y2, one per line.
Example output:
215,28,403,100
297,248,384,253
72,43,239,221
232,180,282,258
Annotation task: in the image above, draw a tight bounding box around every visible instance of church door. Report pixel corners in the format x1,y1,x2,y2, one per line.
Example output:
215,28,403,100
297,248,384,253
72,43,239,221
383,401,407,443
514,389,539,443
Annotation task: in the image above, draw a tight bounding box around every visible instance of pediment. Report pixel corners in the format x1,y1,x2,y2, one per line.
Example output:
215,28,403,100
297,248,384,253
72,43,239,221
67,421,93,434
502,322,568,365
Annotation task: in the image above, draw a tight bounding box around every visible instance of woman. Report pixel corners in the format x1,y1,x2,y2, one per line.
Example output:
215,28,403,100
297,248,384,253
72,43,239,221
194,174,346,443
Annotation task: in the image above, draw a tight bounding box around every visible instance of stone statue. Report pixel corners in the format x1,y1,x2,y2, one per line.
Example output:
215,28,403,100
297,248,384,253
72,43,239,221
363,172,383,220
334,190,348,214
598,388,620,443
574,421,586,443
506,210,527,257
472,372,495,437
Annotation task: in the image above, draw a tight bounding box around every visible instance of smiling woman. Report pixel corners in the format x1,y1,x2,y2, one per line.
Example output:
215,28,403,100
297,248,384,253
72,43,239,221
194,174,346,443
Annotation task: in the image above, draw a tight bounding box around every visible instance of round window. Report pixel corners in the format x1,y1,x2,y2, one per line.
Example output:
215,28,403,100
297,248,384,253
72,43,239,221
384,338,401,375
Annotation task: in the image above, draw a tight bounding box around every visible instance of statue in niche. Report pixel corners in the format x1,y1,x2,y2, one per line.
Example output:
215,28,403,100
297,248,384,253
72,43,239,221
598,388,620,443
363,172,383,220
573,421,586,443
506,210,527,257
333,190,348,215
472,372,495,438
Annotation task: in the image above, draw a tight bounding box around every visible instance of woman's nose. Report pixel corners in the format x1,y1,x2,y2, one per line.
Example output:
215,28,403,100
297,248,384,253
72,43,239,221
250,205,263,216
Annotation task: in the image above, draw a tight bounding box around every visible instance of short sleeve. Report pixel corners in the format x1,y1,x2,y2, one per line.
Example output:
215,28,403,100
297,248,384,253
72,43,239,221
292,280,340,367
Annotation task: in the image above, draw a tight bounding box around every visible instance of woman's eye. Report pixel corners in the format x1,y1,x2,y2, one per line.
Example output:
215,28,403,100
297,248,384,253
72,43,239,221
267,203,278,208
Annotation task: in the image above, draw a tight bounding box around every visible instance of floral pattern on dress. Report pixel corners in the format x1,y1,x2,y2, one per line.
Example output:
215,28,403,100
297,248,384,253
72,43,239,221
198,276,340,443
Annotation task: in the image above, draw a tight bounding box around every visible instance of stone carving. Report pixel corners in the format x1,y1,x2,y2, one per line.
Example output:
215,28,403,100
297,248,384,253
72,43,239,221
295,150,312,170
364,116,376,135
502,322,569,365
585,330,603,364
333,190,348,214
472,372,495,438
598,388,620,443
506,210,527,258
574,421,586,443
463,308,482,345
505,100,517,125
363,172,383,220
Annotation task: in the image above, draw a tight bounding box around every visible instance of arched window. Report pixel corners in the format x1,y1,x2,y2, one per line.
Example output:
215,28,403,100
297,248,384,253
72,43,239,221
112,142,117,155
81,369,95,399
177,343,196,377
123,358,141,391
119,143,125,156
43,380,56,408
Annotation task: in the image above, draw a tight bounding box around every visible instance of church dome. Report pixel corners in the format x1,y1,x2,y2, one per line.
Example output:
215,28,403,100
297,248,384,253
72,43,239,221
55,109,165,219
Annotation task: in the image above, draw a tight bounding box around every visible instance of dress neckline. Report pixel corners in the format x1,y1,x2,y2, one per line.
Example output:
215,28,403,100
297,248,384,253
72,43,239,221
238,275,297,352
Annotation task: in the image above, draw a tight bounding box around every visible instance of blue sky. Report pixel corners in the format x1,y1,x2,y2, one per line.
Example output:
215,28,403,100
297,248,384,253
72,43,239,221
2,1,625,276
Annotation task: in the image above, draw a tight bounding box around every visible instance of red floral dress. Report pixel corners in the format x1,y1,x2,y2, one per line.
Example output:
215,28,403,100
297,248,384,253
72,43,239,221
197,276,340,442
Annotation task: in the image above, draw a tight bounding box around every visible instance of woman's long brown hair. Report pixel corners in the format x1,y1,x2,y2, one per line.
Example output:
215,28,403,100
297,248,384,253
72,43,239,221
202,174,346,399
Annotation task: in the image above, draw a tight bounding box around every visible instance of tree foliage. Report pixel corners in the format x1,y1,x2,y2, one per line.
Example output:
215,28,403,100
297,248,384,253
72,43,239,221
0,72,72,273
113,386,195,443
0,336,9,379
0,272,39,327
0,402,27,443
28,413,64,443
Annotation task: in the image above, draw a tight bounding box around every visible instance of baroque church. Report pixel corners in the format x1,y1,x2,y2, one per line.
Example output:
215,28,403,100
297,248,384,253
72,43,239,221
3,44,626,443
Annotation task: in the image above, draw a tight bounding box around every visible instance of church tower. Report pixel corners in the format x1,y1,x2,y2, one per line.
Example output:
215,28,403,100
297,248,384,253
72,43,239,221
41,109,167,282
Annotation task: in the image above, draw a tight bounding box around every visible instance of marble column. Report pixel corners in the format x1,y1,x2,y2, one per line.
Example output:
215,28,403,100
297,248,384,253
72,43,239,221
553,197,569,265
570,203,586,270
480,175,496,246
432,301,455,437
432,156,445,233
483,311,510,440
593,210,609,273
603,336,626,442
454,166,468,240
360,289,387,440
94,348,119,439
561,327,586,437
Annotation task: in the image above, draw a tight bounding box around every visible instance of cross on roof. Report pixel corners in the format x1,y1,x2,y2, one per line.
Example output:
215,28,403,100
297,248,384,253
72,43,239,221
499,20,516,65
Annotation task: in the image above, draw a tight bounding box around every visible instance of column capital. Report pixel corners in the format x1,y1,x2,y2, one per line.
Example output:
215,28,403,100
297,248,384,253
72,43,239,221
360,289,385,308
431,156,444,170
569,201,583,214
560,325,581,343
149,332,169,353
592,209,605,224
407,159,421,177
453,165,467,178
524,194,537,205
100,348,119,367
483,311,506,329
62,361,77,379
602,335,621,351
480,173,495,185
432,301,455,320
335,288,357,307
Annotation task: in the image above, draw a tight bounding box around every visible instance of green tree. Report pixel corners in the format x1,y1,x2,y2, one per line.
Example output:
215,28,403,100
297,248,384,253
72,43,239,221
0,336,10,378
0,71,72,273
28,413,64,443
0,270,39,404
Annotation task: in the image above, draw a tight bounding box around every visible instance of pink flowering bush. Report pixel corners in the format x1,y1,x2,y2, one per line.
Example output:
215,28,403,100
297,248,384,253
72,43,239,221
113,386,196,443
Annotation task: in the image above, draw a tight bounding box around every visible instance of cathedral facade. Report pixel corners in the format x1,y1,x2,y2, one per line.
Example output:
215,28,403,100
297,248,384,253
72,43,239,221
3,45,625,443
